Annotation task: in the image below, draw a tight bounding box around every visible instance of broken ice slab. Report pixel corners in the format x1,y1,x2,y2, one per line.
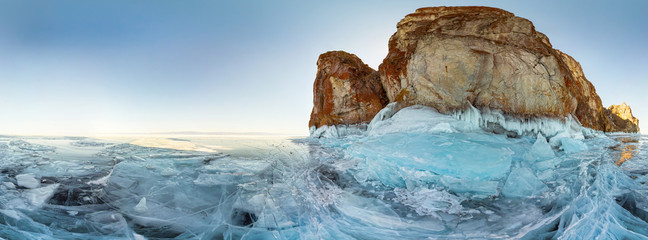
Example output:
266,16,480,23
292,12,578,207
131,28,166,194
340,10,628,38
558,137,589,154
16,173,40,189
393,187,465,218
333,192,446,233
346,132,515,197
0,132,646,239
529,133,556,160
133,197,148,213
22,184,60,208
502,167,548,198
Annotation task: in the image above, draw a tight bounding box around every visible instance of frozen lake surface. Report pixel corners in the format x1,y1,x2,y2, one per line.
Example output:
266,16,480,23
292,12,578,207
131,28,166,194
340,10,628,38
1,110,648,239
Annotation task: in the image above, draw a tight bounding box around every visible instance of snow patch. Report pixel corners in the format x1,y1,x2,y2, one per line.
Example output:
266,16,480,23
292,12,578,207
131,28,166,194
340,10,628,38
15,173,40,189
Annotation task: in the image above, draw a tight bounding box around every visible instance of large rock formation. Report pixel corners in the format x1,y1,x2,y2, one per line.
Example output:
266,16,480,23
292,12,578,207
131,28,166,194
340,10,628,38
555,50,613,132
309,6,639,134
379,6,615,131
606,103,640,133
309,51,388,129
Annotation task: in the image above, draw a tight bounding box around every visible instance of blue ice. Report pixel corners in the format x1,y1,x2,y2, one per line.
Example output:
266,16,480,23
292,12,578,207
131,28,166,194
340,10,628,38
1,108,648,239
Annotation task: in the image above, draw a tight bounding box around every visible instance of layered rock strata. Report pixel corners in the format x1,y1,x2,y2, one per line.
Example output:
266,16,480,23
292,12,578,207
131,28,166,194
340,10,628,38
308,6,639,134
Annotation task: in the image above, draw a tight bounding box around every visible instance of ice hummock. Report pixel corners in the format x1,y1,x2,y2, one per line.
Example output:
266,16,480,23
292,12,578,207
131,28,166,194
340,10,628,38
0,113,647,239
345,131,515,198
342,104,593,199
528,133,555,160
312,102,594,140
501,167,548,198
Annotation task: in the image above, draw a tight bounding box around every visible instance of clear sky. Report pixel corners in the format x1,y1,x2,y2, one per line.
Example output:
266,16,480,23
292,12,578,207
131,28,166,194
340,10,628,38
1,0,646,135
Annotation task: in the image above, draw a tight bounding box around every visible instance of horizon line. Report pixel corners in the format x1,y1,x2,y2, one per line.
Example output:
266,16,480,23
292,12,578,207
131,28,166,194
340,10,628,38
0,130,308,138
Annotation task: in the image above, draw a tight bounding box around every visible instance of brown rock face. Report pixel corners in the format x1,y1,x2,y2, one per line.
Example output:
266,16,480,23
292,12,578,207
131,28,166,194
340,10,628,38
378,6,614,131
606,103,640,133
556,50,614,132
309,51,388,128
309,6,639,133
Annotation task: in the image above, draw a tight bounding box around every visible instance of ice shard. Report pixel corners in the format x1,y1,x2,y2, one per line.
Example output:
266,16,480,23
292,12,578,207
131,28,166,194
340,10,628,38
0,123,647,239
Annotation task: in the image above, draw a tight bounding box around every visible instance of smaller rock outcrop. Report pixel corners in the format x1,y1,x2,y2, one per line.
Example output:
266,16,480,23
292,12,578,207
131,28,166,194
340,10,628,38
309,51,388,129
606,103,640,133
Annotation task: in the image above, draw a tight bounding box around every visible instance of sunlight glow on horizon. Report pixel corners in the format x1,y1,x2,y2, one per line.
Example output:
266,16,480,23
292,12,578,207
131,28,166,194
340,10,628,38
1,0,646,135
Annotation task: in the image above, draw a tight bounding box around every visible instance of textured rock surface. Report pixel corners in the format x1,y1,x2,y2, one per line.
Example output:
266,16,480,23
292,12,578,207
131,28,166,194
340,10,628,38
606,103,640,133
556,50,614,132
378,6,615,131
309,51,388,128
309,6,639,133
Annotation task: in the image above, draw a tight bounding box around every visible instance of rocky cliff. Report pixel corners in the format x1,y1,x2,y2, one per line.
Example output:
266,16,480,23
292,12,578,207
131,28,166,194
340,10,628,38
309,6,639,134
607,103,640,133
309,51,388,129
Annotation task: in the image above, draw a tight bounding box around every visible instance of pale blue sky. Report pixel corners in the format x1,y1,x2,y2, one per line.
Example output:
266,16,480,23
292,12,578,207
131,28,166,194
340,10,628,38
0,0,646,135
